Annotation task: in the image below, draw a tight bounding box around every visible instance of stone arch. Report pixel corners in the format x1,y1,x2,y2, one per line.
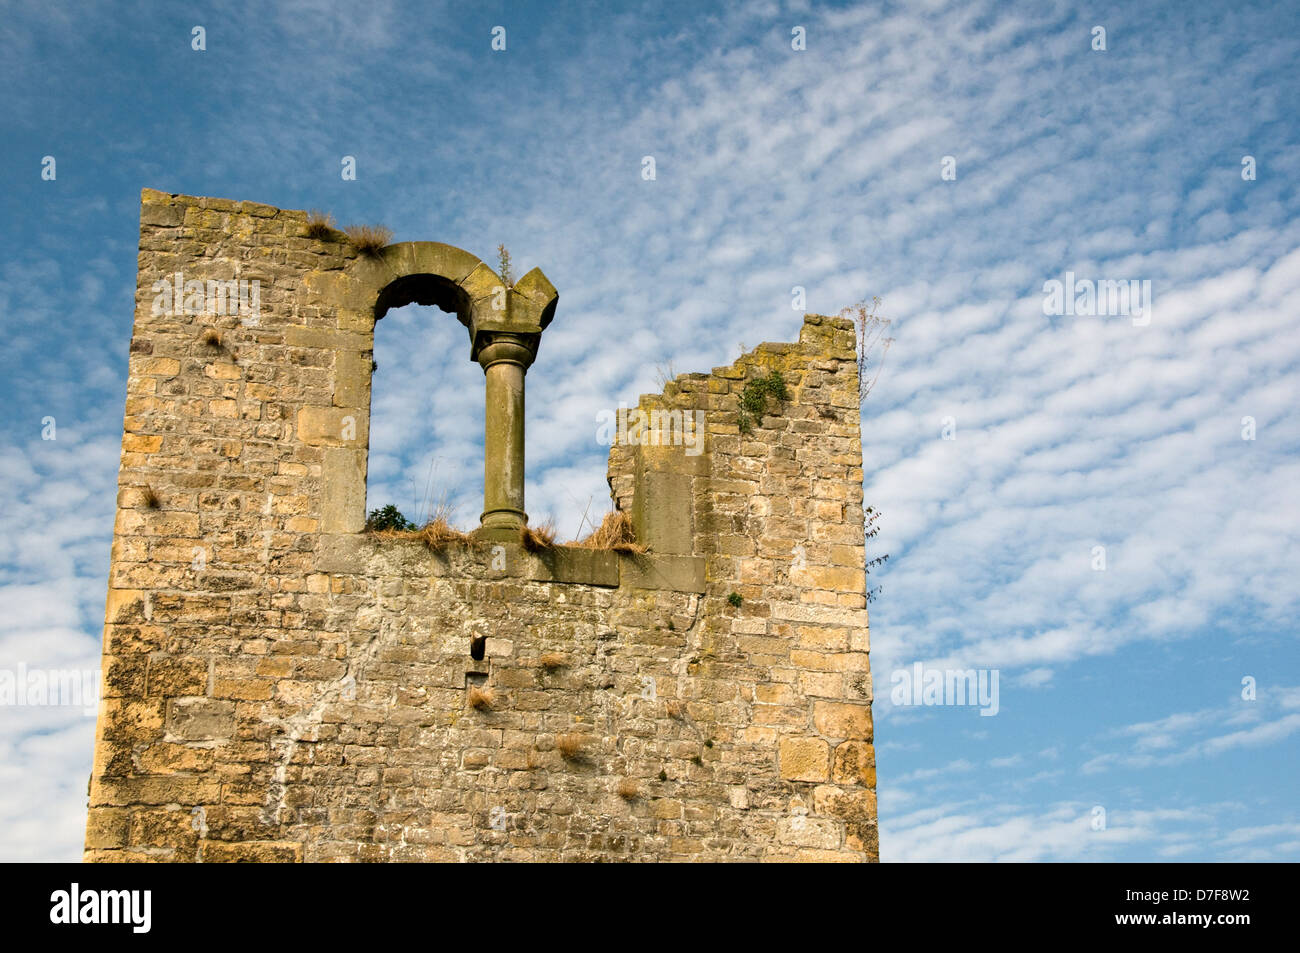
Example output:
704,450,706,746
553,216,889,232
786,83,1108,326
371,242,483,328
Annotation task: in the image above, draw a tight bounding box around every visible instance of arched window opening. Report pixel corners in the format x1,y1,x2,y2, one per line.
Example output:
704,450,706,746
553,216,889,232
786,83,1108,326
365,285,483,534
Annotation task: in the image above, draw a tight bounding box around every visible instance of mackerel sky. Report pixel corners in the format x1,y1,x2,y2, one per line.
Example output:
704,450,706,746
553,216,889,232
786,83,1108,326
2,0,1298,861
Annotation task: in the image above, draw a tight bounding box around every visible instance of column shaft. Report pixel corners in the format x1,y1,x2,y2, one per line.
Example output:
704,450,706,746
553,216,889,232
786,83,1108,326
477,336,532,539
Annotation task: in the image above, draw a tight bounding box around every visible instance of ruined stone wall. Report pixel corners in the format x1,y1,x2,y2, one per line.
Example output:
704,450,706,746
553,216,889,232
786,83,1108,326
84,190,876,862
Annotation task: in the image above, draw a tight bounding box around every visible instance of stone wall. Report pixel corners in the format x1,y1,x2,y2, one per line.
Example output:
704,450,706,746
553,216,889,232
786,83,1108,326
84,190,877,862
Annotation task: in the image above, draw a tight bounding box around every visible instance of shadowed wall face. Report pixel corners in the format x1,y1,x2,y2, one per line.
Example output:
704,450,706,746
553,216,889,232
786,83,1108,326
85,190,876,862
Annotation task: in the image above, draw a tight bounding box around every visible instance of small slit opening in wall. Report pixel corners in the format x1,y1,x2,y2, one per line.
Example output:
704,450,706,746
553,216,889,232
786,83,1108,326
470,635,487,661
465,671,488,687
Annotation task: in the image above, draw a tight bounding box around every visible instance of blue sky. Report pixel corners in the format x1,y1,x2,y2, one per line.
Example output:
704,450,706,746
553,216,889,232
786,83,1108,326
2,0,1298,861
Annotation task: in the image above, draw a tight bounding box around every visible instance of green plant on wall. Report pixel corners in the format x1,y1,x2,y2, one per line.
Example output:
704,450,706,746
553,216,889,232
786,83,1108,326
496,243,513,288
365,504,416,532
737,370,790,434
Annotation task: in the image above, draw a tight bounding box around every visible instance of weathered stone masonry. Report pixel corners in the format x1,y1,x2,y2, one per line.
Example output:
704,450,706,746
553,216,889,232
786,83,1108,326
84,189,877,862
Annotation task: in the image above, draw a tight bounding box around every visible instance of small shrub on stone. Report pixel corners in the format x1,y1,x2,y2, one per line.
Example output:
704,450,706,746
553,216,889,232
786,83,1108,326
365,505,416,532
737,370,789,433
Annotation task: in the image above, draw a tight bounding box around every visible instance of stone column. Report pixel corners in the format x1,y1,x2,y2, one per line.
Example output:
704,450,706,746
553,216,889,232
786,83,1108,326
476,333,534,540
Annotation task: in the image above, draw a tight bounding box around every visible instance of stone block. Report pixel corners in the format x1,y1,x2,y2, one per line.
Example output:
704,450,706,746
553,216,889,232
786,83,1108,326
779,736,829,782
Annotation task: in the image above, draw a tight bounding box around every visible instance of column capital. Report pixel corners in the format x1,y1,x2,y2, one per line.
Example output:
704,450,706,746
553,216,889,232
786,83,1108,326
464,266,558,364
475,332,537,372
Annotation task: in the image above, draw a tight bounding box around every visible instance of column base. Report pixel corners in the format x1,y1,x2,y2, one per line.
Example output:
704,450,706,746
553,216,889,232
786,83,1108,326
476,508,528,542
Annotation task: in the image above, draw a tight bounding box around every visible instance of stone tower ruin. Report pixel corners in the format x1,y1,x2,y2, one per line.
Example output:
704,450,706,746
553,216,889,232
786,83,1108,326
84,190,877,862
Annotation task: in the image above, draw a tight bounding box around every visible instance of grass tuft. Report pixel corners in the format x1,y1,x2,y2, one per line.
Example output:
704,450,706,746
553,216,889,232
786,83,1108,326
467,686,495,711
413,517,473,551
572,510,645,553
367,500,473,552
556,733,586,760
369,515,473,552
304,209,338,239
343,224,393,257
142,485,161,509
520,519,557,553
616,778,639,800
